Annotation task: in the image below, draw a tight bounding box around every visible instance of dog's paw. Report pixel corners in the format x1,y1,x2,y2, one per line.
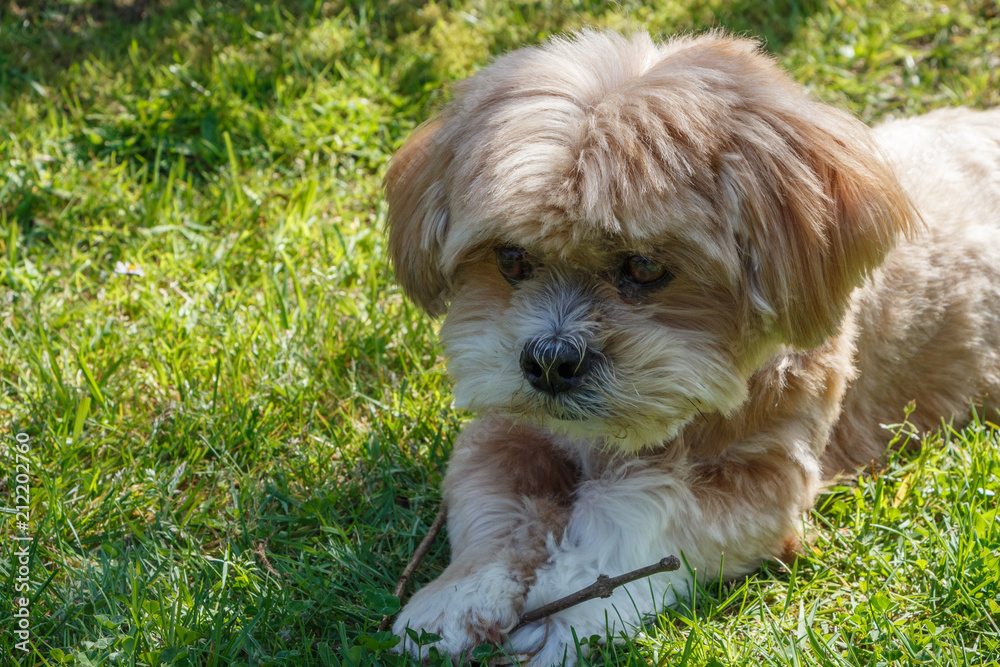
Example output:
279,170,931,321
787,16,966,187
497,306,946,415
504,544,685,666
392,562,527,661
506,617,584,666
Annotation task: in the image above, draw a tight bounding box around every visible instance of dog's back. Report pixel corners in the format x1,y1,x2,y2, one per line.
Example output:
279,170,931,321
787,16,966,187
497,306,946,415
824,108,1000,475
878,107,1000,216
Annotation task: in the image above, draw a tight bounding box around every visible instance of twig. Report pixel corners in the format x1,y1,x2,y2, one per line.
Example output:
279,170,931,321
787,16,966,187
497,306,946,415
377,505,448,632
512,555,681,632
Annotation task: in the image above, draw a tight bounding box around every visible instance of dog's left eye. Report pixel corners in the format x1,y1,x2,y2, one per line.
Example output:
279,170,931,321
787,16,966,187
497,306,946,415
495,246,534,284
622,255,671,287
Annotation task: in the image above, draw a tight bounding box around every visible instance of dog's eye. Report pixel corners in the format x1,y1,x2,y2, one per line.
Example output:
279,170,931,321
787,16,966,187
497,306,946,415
622,255,671,287
495,246,533,284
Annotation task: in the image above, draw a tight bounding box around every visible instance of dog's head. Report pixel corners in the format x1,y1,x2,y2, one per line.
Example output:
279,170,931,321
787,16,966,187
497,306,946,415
385,31,915,451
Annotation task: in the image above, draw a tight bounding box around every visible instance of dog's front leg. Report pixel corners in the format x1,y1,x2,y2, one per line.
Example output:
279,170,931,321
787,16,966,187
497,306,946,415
393,415,577,660
507,440,818,665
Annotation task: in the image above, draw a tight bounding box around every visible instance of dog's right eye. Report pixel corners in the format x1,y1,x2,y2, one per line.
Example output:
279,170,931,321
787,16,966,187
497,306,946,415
495,246,533,284
622,255,671,287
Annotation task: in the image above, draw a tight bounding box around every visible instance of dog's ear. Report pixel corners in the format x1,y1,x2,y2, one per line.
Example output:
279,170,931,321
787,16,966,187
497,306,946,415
384,119,451,316
723,102,918,349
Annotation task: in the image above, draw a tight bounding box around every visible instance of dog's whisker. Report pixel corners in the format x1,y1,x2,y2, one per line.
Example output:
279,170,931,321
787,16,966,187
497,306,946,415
687,397,710,425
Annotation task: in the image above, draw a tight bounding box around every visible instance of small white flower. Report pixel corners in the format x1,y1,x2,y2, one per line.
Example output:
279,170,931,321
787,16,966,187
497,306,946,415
114,260,145,277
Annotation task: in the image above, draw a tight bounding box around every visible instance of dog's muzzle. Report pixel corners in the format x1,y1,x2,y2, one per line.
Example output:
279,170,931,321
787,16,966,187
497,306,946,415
519,337,594,396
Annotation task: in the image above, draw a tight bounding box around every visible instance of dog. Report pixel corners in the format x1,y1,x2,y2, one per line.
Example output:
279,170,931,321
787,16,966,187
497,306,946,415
383,30,1000,665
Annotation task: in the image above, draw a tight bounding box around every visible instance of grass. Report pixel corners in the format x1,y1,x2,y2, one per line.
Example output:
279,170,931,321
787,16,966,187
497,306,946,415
0,0,998,665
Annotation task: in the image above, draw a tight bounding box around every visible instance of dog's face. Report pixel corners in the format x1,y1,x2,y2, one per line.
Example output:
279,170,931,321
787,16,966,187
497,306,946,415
386,31,914,451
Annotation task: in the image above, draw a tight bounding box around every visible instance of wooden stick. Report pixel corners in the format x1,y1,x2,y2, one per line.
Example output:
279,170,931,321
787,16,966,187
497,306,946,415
512,555,681,632
377,505,448,632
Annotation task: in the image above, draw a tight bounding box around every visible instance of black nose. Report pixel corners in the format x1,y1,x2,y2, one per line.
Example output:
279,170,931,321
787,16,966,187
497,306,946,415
519,339,593,396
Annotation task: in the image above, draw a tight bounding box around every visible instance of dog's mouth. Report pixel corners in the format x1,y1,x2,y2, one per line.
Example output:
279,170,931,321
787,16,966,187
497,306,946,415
533,391,608,422
511,353,701,448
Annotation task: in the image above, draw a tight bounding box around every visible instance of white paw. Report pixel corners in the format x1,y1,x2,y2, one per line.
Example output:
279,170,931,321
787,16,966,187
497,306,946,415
504,548,686,666
506,616,584,666
393,561,528,661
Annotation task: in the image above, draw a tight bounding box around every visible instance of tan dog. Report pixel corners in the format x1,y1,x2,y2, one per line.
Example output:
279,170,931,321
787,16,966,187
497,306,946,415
384,30,1000,665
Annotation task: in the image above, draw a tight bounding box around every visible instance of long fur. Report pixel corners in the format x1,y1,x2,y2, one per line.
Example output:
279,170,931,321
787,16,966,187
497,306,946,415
384,30,1000,665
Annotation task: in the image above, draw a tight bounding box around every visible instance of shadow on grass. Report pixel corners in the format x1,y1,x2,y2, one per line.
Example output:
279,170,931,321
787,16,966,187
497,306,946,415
1,0,432,165
699,0,824,53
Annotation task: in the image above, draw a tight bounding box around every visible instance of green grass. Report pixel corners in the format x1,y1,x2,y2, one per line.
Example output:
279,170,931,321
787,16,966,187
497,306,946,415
0,1,998,665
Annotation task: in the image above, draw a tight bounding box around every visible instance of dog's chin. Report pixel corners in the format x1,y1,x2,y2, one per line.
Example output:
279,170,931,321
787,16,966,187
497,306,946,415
531,398,600,423
453,385,691,453
542,413,690,453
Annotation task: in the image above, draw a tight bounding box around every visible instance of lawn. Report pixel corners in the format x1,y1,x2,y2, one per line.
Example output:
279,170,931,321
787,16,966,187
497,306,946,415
0,1,998,665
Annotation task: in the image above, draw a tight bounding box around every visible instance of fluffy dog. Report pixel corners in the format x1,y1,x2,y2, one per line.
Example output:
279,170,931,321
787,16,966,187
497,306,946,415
384,30,1000,665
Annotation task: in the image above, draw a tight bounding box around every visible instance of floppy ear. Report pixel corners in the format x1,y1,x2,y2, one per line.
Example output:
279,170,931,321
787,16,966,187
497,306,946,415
724,104,918,349
384,119,451,316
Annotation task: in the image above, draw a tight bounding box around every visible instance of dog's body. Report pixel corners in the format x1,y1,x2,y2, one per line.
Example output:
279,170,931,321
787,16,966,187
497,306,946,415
384,31,1000,665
